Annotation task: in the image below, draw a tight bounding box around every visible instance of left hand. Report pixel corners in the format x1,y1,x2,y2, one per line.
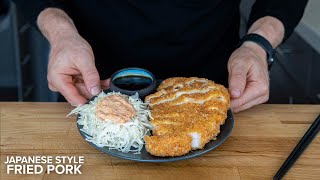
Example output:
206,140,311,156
227,41,270,113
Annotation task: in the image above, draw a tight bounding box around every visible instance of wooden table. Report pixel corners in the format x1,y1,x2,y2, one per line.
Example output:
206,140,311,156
1,103,319,180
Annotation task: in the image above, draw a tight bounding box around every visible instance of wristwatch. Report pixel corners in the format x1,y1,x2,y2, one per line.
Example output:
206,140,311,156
238,33,275,69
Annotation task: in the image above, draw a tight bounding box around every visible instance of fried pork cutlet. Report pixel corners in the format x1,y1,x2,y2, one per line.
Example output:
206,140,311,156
144,77,230,157
144,134,192,157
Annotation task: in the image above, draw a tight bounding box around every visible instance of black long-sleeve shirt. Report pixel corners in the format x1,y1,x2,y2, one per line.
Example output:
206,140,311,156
19,0,308,85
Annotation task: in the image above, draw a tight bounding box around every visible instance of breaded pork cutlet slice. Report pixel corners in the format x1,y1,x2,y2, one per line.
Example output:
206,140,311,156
144,133,192,157
144,77,230,156
150,112,223,150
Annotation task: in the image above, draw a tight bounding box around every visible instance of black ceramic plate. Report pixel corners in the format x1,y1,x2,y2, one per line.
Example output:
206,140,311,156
76,90,234,162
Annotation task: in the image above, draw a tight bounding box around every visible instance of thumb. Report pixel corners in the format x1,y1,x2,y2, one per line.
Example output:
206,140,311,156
100,78,110,90
78,61,101,96
228,63,249,98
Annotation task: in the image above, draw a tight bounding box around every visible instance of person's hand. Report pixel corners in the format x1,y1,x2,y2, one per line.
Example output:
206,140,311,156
47,33,110,105
227,41,269,112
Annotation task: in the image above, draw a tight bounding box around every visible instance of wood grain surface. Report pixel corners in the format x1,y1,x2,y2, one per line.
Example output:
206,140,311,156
0,103,319,180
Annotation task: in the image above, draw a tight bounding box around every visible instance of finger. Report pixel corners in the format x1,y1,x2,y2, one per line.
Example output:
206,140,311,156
48,83,58,92
76,59,101,96
230,82,263,110
74,75,84,80
100,78,110,90
233,94,269,113
74,82,92,99
73,76,84,84
53,74,87,106
228,61,250,98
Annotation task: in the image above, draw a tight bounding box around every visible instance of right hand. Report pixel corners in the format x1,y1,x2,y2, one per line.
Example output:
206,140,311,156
47,33,109,105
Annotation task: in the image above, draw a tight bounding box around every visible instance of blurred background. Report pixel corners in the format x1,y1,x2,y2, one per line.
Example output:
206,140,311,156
0,0,319,104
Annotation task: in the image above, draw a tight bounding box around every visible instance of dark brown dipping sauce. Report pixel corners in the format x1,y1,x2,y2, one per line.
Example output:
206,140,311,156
113,76,153,90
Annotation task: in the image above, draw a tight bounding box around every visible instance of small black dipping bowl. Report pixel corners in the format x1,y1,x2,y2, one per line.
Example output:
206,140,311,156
109,67,157,99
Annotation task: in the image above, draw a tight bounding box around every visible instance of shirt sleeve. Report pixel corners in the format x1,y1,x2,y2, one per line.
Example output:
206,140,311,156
248,0,309,41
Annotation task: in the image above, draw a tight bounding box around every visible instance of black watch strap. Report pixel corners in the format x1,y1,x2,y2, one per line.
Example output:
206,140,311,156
238,33,275,69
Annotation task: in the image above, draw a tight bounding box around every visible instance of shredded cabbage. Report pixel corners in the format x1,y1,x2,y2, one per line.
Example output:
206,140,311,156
68,91,153,154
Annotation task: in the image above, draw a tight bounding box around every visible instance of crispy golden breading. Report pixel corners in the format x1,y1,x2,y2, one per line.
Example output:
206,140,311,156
144,77,230,156
144,133,192,157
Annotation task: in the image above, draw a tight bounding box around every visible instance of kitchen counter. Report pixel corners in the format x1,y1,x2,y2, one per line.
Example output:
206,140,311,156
0,103,319,179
